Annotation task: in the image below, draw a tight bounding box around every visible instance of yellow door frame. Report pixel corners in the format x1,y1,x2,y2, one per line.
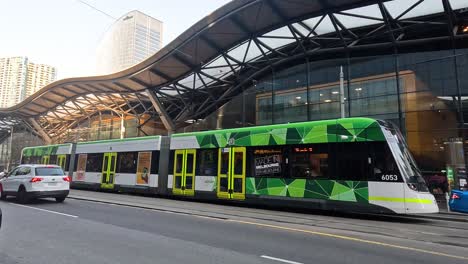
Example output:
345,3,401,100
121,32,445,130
173,150,185,195
101,152,117,189
217,148,231,199
184,149,196,196
42,155,50,165
57,155,66,170
231,147,246,200
172,149,196,196
217,147,246,200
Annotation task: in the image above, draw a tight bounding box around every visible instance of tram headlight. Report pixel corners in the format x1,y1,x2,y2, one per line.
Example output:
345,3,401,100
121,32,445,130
407,183,418,191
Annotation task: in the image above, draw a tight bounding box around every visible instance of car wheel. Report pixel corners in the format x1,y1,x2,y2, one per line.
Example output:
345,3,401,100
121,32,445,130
17,187,29,204
55,197,66,203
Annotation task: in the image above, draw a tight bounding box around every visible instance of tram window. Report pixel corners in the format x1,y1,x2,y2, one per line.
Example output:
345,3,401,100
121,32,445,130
74,155,79,171
118,152,138,173
186,153,194,174
369,142,399,181
197,149,217,176
290,145,329,179
65,155,70,171
49,155,57,165
168,150,175,174
86,153,104,172
26,156,40,164
233,152,243,175
336,143,368,181
220,151,230,175
175,153,184,174
251,147,283,177
150,151,160,174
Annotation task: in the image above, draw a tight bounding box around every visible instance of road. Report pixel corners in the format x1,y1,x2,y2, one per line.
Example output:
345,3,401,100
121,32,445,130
0,193,467,264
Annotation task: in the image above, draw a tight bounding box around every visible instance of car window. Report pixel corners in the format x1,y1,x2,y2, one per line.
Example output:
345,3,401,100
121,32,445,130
7,168,19,177
35,167,64,176
16,167,31,176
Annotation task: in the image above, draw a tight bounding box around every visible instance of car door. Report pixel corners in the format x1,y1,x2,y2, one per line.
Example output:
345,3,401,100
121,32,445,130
14,167,31,191
2,168,19,192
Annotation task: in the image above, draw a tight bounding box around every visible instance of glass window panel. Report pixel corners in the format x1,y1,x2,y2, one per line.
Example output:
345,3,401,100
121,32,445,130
117,152,137,173
197,149,217,176
257,37,296,51
220,152,229,174
86,153,104,173
290,145,329,179
450,0,468,9
186,153,194,174
175,154,183,174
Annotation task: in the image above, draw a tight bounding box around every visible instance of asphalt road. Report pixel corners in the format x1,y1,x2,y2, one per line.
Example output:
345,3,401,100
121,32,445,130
0,197,467,264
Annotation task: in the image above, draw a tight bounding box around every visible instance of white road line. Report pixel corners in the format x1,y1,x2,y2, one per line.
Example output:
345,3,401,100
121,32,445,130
11,203,78,218
260,255,304,264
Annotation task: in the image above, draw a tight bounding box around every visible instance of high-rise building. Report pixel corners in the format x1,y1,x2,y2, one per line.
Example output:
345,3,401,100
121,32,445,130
0,57,56,108
26,62,57,98
97,10,163,75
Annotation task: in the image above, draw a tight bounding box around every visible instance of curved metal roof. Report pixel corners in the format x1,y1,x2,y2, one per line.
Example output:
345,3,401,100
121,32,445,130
1,0,389,117
1,0,467,142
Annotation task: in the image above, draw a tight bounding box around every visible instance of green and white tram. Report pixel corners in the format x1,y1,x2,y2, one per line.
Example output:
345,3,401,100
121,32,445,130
20,118,438,214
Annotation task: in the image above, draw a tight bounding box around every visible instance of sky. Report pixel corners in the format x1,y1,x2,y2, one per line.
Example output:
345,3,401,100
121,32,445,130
0,0,231,80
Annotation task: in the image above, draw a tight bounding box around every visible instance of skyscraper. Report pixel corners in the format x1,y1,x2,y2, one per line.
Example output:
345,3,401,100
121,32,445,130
97,10,163,75
0,57,56,108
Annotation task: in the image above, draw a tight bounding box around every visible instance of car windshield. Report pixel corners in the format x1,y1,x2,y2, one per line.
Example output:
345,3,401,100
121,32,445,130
35,167,64,176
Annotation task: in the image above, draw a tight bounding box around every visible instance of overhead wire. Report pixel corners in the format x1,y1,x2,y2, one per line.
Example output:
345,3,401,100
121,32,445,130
76,0,116,20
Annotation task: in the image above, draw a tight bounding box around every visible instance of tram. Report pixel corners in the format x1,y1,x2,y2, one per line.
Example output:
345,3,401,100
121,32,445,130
20,118,438,214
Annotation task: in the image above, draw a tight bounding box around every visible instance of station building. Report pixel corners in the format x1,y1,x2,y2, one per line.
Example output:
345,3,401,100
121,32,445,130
1,0,468,191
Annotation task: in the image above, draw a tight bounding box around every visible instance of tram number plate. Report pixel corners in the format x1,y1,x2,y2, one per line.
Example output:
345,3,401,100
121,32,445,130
381,174,398,181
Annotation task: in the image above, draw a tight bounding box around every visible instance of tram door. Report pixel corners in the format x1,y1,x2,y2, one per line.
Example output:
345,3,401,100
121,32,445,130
217,147,246,200
101,152,117,189
41,156,50,165
172,149,196,196
57,155,67,170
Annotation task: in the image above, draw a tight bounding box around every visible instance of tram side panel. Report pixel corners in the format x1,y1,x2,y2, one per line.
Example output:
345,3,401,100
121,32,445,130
168,118,435,214
70,137,162,194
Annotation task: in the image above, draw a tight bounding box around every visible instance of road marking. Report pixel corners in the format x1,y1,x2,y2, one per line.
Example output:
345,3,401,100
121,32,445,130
12,203,78,218
260,255,303,264
229,219,468,261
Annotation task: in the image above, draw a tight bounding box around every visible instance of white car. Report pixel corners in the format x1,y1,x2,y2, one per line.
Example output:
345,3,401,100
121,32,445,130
0,164,70,203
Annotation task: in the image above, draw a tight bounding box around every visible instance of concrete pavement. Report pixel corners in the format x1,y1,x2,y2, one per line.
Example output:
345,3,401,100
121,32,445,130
0,191,467,264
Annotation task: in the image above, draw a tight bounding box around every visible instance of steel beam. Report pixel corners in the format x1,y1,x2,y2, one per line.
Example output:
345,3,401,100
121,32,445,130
146,90,176,134
28,118,52,144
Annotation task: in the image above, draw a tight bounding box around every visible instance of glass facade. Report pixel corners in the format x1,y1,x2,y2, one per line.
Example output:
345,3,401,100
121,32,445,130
182,48,468,188
96,10,163,75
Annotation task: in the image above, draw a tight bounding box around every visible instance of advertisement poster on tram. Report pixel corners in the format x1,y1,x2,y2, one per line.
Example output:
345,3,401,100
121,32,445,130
136,152,152,185
76,154,87,181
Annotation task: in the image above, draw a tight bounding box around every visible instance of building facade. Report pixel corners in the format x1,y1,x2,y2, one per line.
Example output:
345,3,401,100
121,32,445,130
0,57,28,108
0,57,56,108
26,62,57,98
96,10,163,74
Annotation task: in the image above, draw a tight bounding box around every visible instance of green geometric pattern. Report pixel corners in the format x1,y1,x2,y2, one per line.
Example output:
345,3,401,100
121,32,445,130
173,118,385,149
246,178,368,203
22,145,60,157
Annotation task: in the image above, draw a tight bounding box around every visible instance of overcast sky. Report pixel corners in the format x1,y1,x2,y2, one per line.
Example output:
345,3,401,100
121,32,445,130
0,0,231,80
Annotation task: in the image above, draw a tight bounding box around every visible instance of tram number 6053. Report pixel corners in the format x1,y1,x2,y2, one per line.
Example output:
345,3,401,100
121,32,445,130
381,174,398,181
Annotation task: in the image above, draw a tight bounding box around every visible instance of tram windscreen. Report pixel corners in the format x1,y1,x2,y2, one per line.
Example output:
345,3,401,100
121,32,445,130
378,120,428,192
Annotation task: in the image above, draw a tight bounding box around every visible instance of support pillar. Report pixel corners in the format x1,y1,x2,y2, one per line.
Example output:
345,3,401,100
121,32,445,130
28,118,52,144
146,90,176,134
